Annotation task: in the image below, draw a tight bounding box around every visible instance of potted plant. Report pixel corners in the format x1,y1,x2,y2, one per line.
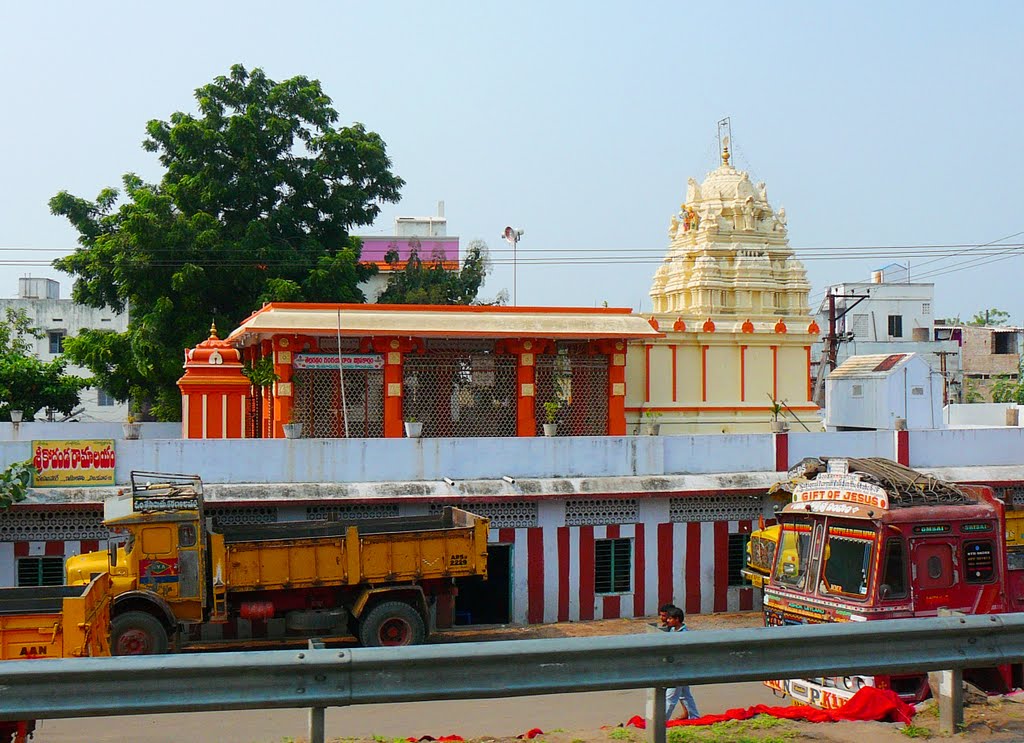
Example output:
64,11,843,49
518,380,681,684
282,410,303,439
122,406,141,440
242,356,280,389
404,416,423,438
542,401,560,437
768,395,788,433
642,409,663,436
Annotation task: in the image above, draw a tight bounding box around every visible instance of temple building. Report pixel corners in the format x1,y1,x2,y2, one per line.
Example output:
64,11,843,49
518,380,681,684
178,138,819,439
178,304,661,439
626,144,820,433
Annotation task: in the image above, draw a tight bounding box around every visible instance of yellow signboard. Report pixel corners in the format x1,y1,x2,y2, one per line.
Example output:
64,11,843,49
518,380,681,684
32,440,116,488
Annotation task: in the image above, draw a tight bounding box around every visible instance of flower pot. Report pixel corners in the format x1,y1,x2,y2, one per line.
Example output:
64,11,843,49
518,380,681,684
770,420,789,433
282,422,303,439
543,423,558,437
644,423,661,436
122,422,141,440
404,421,423,438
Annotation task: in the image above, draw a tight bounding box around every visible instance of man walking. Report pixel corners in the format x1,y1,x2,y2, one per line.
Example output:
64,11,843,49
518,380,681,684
664,606,700,720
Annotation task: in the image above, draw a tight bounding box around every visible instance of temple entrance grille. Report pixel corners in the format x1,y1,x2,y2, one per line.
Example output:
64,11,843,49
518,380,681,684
246,390,264,438
535,343,609,436
403,339,517,438
292,367,385,438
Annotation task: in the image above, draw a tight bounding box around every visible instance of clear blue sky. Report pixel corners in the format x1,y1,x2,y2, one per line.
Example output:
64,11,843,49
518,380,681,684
1,1,1022,323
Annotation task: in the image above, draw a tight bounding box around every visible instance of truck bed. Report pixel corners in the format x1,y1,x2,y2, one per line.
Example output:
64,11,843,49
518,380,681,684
0,585,92,616
220,507,489,592
219,508,474,544
0,574,111,660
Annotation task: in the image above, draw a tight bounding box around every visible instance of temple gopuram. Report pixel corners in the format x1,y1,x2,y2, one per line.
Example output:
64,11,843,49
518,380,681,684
626,141,819,433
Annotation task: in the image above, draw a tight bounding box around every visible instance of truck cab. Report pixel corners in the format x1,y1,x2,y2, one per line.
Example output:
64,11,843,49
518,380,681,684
66,472,210,654
762,457,1012,706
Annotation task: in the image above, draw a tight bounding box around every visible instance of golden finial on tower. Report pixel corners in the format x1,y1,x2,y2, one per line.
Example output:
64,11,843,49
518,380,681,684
209,321,218,339
717,117,733,167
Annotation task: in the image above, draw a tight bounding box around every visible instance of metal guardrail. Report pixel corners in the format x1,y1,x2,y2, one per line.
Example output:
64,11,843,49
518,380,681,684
1,614,1023,742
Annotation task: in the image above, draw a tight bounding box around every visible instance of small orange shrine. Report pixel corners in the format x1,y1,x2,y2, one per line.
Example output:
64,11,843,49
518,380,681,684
178,304,661,439
177,323,251,439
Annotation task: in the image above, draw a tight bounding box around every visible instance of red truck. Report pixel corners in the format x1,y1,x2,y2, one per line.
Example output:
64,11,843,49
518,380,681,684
759,457,1023,708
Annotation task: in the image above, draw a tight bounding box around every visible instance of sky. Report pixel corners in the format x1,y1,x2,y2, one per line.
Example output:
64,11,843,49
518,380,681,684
1,2,1023,324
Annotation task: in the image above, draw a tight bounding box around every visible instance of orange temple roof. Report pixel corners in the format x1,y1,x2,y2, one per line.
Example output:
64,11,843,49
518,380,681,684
227,303,664,345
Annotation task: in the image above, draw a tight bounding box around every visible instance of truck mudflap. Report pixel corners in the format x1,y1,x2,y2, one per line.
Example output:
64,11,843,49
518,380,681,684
765,676,873,709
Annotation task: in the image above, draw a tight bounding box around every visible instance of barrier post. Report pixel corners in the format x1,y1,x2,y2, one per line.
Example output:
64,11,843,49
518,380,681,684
645,686,666,743
933,609,965,734
935,668,964,734
308,639,326,743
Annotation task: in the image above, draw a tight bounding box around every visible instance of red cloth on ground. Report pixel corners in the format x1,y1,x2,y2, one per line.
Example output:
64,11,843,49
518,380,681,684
623,686,915,729
517,728,545,739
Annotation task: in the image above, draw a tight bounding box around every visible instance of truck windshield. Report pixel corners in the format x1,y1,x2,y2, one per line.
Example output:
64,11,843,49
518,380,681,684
820,524,875,599
773,523,812,589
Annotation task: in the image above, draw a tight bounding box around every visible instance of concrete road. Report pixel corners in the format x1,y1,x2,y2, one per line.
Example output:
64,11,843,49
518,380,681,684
34,681,780,742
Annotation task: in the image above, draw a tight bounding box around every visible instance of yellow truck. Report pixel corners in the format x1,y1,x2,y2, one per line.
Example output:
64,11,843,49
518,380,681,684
0,573,112,743
740,522,780,589
66,471,489,654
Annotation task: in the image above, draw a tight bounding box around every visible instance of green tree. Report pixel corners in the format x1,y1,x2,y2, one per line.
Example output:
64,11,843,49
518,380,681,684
963,377,985,404
0,309,89,421
50,65,403,420
969,308,1011,326
992,368,1024,405
377,239,501,305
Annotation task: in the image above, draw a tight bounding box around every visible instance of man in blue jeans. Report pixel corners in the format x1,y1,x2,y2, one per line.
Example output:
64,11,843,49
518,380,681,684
664,606,700,720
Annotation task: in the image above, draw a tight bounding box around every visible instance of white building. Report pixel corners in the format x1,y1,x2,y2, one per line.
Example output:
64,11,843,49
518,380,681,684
825,352,943,431
813,268,961,403
357,204,460,303
0,278,129,422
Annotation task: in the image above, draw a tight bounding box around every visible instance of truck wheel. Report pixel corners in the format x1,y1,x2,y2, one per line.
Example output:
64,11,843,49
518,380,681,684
359,601,425,647
112,611,169,655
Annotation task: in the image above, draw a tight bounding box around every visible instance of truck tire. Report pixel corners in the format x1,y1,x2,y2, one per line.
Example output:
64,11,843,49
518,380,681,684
112,611,169,655
359,601,425,647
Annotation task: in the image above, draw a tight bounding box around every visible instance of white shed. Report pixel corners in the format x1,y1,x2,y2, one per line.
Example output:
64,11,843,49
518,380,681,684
825,353,943,431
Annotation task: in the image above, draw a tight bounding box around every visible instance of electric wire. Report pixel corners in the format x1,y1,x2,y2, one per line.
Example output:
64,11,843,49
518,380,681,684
2,244,1024,265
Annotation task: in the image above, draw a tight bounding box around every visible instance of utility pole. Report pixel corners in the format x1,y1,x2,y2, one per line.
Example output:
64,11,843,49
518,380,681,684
812,288,869,407
827,290,838,371
502,226,524,306
935,350,960,405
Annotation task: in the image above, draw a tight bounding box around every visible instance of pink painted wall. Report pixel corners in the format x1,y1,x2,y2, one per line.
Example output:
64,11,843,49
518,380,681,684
359,236,459,264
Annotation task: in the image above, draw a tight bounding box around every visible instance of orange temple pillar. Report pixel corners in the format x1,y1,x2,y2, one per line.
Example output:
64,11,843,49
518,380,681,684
271,336,297,439
501,339,548,437
177,324,251,439
594,339,627,436
369,337,419,438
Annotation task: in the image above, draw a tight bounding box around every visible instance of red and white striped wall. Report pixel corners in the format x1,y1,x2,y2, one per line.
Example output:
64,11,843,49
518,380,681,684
489,519,756,625
0,540,105,587
1,522,758,628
